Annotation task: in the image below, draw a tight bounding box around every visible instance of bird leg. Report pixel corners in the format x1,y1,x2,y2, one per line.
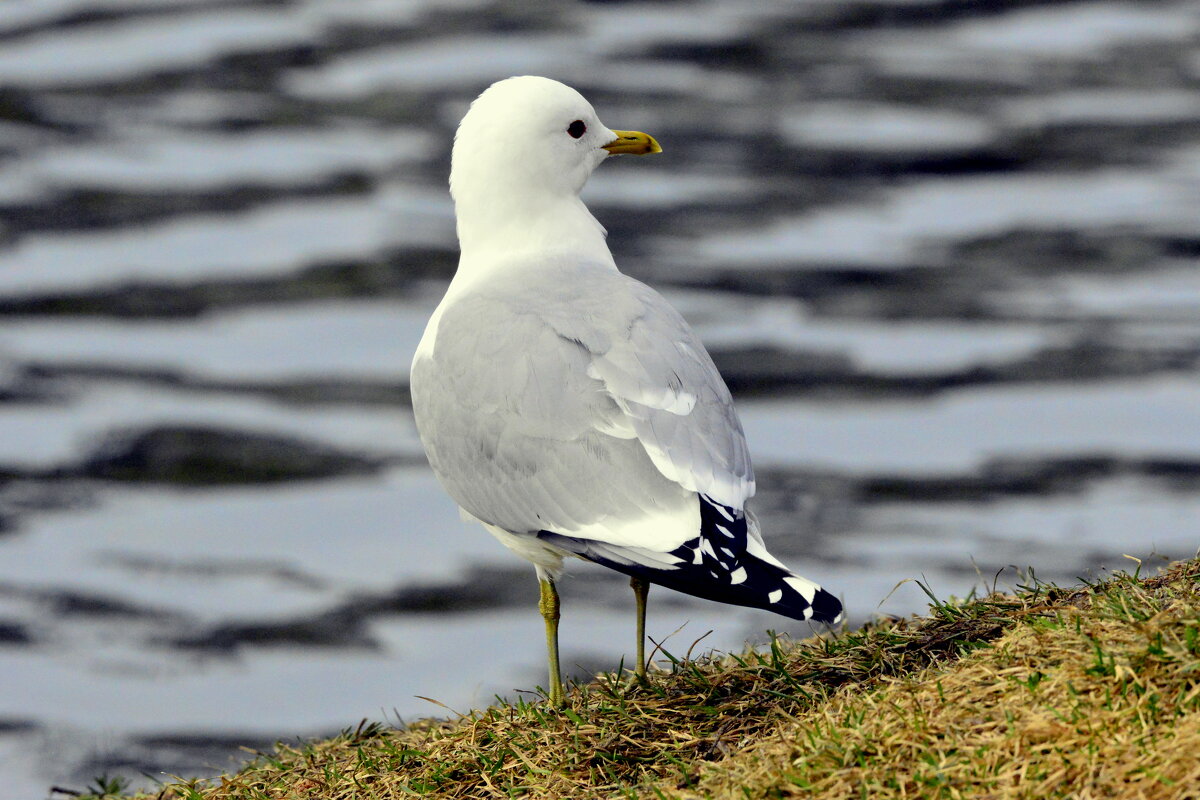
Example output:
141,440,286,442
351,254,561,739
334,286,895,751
538,577,564,707
630,575,649,679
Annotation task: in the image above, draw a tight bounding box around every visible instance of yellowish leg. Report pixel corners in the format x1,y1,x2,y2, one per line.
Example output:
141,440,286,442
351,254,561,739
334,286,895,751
538,577,564,707
630,576,649,679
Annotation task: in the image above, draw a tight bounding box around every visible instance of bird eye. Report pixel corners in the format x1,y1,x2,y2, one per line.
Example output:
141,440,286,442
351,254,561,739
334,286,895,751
567,120,587,139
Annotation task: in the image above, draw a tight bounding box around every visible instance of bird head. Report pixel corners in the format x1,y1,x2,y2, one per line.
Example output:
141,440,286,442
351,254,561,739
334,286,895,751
450,75,661,206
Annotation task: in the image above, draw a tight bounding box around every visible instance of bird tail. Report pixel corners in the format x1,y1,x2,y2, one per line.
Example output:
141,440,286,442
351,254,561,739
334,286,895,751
734,555,843,624
536,494,843,624
637,544,843,624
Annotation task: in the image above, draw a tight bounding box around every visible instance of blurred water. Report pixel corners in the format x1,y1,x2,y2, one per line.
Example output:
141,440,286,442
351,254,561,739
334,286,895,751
1,0,1199,795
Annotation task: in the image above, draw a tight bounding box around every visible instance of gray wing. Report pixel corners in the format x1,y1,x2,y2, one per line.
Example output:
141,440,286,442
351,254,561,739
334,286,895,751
571,275,754,510
410,267,753,551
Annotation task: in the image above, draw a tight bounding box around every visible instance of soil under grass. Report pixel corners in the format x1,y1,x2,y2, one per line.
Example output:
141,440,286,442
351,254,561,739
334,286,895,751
101,557,1200,799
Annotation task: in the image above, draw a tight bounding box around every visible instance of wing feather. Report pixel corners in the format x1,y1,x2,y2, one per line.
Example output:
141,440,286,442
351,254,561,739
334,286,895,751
578,276,754,509
411,264,754,556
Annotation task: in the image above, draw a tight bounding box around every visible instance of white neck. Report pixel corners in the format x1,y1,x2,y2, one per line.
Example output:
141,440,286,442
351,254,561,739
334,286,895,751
452,188,614,285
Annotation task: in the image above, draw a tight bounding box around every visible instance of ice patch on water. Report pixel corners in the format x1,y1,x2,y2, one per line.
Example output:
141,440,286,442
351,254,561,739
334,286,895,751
0,300,432,382
0,300,432,389
0,10,319,88
0,0,222,35
0,469,466,619
578,60,756,100
781,102,997,153
0,735,48,800
855,2,1200,80
995,261,1200,322
741,377,1200,474
1002,89,1200,127
0,183,454,297
951,2,1200,57
299,0,494,26
288,0,777,99
581,2,758,54
0,381,418,468
9,127,435,195
285,35,577,97
139,89,276,127
729,320,1050,375
822,478,1200,619
878,479,1200,555
684,167,1197,269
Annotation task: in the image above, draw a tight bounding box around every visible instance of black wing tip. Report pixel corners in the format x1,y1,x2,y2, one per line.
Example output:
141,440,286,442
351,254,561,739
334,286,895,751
808,586,844,625
536,508,846,626
769,584,843,625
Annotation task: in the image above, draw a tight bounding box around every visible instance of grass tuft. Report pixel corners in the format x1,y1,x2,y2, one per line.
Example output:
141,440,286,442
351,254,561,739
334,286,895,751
101,558,1200,799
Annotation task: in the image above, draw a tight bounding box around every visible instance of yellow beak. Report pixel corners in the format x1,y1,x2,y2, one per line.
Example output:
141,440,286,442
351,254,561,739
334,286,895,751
603,130,662,156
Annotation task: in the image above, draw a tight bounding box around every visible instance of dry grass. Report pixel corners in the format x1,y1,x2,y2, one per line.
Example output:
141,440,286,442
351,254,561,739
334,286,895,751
677,560,1200,799
105,559,1200,800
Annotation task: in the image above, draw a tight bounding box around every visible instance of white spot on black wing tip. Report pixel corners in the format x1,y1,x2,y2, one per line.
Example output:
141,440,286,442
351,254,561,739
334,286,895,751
730,566,747,584
768,589,783,604
713,504,734,522
808,587,844,625
783,576,818,604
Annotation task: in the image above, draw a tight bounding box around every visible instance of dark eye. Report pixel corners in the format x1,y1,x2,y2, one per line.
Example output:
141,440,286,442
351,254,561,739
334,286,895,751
567,119,586,139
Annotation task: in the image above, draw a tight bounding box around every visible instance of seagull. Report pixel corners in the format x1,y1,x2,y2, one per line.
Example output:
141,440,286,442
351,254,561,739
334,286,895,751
411,76,842,706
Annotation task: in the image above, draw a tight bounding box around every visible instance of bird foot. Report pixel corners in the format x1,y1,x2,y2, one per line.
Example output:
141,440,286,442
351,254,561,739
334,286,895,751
622,665,650,693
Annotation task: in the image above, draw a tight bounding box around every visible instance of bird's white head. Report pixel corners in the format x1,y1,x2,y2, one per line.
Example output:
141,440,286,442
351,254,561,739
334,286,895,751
449,76,661,262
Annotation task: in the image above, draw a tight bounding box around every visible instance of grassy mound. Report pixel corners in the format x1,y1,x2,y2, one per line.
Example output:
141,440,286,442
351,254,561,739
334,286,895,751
109,558,1200,799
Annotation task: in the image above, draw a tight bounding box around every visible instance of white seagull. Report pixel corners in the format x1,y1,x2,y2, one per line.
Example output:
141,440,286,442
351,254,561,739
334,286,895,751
411,76,842,706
